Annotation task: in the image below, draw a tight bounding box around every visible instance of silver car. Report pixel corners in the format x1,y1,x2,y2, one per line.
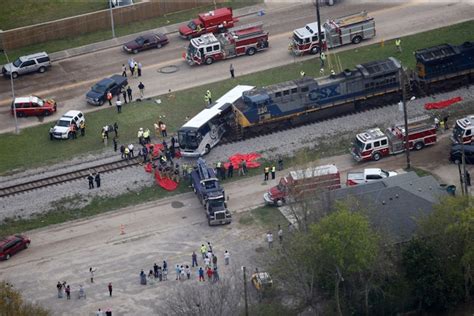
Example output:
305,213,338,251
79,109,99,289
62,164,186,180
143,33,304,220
2,52,51,79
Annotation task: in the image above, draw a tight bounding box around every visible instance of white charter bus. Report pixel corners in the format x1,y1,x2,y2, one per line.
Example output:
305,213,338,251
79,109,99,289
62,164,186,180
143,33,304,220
178,85,254,157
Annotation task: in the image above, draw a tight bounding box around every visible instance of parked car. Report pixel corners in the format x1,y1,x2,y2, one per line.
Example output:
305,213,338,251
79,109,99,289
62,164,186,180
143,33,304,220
2,52,51,79
449,144,474,164
122,33,169,54
86,75,128,106
0,235,30,260
11,96,57,117
51,110,85,139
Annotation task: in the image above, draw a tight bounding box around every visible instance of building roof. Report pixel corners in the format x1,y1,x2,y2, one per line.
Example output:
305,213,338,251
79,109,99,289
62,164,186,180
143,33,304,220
330,172,448,243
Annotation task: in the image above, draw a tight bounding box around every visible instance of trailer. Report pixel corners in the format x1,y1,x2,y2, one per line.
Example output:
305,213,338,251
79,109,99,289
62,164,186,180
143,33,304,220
191,158,231,225
185,22,269,66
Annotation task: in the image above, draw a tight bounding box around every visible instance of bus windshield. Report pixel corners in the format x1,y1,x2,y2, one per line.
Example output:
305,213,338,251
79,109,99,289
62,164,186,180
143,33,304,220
178,130,201,150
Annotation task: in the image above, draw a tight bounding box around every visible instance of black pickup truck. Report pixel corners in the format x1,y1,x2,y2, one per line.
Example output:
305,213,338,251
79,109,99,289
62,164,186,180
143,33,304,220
86,74,128,106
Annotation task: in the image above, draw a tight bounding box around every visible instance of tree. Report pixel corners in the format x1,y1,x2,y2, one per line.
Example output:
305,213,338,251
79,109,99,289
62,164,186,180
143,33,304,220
0,281,49,316
403,196,474,311
310,205,380,316
164,277,243,316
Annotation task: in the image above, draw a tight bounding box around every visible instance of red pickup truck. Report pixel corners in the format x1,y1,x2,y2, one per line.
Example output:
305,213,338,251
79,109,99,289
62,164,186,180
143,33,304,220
179,7,238,39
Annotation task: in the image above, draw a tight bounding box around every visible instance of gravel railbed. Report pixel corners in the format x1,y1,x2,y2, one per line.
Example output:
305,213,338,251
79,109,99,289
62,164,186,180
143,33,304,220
1,87,473,223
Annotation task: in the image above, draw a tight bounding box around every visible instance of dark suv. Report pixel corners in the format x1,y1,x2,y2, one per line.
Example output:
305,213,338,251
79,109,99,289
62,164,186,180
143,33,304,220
0,235,31,260
449,144,474,164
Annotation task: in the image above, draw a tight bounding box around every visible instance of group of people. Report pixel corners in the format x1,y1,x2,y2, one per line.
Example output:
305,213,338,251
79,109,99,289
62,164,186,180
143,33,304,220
123,58,143,78
266,224,290,249
434,114,450,131
101,123,118,146
138,242,230,286
87,171,101,189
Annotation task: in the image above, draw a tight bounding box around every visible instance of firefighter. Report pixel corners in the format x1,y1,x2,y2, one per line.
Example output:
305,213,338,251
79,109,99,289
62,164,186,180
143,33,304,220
320,52,326,68
80,121,86,136
264,166,270,181
204,90,212,105
271,165,276,180
395,38,402,53
137,128,144,145
143,128,150,144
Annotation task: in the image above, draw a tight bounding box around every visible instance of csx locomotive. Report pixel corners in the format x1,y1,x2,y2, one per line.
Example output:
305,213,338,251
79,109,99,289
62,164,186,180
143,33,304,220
229,41,473,139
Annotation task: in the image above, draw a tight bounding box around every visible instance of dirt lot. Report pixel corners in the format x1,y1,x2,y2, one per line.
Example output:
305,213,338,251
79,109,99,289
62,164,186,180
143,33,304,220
0,132,469,315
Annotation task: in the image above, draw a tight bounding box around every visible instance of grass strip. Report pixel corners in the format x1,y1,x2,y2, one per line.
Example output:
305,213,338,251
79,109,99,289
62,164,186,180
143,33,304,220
0,20,472,175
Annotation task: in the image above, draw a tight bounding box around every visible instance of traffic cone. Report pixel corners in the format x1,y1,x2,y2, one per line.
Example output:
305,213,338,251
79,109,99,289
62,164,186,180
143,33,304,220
120,224,126,235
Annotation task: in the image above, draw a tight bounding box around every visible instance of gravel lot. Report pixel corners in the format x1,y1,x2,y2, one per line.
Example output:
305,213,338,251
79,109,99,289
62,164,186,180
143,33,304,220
1,86,473,222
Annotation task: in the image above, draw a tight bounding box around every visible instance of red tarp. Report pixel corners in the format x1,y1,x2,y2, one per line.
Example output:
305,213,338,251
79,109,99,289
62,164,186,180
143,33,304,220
224,153,262,169
144,162,153,173
154,170,178,191
424,96,462,110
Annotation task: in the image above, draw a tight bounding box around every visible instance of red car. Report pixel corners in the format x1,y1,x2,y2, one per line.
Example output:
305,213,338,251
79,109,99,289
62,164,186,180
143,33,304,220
0,235,30,260
12,96,57,117
122,33,169,54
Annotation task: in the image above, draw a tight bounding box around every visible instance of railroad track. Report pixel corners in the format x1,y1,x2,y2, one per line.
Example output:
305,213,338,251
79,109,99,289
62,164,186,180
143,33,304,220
0,157,141,198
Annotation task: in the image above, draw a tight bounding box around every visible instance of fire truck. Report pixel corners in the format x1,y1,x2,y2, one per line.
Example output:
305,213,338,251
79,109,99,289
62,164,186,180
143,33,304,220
351,116,437,162
290,11,375,56
452,115,474,144
185,23,269,66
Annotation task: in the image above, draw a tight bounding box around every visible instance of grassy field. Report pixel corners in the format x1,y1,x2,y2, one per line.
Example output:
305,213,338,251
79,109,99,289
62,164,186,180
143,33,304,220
0,0,108,30
0,0,261,65
1,20,473,175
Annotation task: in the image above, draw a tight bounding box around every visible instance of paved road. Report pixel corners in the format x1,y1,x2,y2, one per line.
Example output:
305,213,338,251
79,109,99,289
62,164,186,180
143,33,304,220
0,132,470,315
0,1,472,133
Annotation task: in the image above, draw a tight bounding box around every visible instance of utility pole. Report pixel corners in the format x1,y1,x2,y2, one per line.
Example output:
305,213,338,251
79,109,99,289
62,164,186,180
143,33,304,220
401,68,411,170
0,47,19,134
315,0,323,56
108,0,116,38
242,266,249,316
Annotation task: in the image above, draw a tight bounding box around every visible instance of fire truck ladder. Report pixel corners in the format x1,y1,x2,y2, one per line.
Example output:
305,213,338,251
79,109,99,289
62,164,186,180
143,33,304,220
228,22,264,36
332,11,368,26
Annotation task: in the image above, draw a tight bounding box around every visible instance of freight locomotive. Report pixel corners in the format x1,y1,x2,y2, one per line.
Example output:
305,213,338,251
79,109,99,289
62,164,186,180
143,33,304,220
178,41,474,156
231,41,474,139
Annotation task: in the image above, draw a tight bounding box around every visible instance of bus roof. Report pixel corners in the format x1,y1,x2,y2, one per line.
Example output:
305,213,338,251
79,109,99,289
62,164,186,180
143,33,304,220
181,85,255,129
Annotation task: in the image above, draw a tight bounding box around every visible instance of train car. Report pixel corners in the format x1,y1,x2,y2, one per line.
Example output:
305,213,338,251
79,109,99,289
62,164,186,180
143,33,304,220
232,58,401,138
414,41,474,93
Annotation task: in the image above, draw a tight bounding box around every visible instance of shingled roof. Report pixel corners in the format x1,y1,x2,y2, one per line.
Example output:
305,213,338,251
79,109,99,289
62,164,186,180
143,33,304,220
330,172,448,243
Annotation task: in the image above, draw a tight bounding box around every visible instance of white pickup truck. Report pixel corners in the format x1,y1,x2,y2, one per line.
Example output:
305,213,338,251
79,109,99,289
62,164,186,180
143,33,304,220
346,168,397,186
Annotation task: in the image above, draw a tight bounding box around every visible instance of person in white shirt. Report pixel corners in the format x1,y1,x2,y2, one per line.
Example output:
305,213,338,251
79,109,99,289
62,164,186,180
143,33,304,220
266,232,273,249
224,250,230,265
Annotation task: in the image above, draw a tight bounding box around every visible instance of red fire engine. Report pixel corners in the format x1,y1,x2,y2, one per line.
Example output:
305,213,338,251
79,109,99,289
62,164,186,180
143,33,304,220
351,116,437,162
184,23,269,66
290,11,375,56
452,115,474,144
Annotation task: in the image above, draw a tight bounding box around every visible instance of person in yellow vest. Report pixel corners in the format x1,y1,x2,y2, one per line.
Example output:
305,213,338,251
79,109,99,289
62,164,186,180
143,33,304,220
271,165,276,180
200,244,207,259
300,70,306,78
395,38,402,53
137,128,144,145
264,166,270,181
124,146,130,160
204,90,212,105
196,24,203,33
320,52,326,68
143,128,150,144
